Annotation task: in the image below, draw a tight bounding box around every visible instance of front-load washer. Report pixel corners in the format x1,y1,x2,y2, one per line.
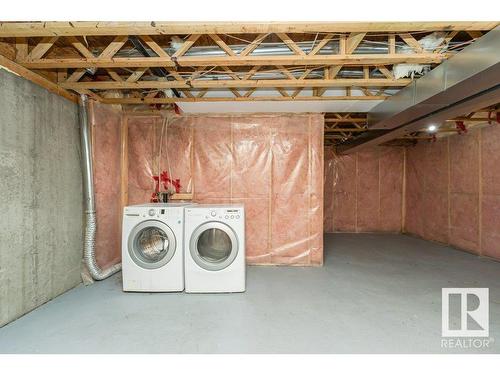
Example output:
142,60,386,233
122,203,192,292
184,204,245,293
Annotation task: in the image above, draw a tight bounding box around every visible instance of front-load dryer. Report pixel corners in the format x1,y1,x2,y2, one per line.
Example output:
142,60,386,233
184,204,245,293
122,203,192,292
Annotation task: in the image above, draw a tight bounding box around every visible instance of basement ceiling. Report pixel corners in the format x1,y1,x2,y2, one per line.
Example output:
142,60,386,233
0,22,498,147
0,21,498,111
324,105,499,147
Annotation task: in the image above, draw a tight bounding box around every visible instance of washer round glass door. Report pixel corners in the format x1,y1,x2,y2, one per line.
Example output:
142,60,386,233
128,220,176,269
190,221,238,271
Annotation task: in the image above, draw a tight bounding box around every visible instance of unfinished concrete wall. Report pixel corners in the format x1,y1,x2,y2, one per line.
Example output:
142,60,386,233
405,125,500,260
324,146,404,233
0,69,82,327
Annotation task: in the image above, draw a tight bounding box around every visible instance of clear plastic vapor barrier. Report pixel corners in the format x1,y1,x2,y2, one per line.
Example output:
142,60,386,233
124,113,324,266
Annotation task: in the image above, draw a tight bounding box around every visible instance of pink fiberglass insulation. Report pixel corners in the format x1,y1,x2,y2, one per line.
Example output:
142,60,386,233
323,146,404,233
405,124,500,260
449,131,480,252
406,139,450,244
481,124,500,259
127,116,193,204
89,102,122,269
127,116,158,205
124,113,324,266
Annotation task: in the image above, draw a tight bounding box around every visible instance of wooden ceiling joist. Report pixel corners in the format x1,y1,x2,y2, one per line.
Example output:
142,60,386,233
0,22,497,104
0,22,497,37
60,78,411,90
323,106,499,146
20,53,447,69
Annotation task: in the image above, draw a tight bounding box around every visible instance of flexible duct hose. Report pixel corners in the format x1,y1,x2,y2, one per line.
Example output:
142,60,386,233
79,94,121,280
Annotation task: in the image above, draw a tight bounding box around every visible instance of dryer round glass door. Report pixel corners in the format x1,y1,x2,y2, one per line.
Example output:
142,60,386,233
190,221,239,271
128,220,177,269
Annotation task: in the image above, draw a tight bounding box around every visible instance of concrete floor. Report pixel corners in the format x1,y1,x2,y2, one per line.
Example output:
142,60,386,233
1,233,499,353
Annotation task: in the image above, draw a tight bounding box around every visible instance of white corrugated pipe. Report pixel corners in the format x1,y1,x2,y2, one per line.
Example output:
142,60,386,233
79,94,121,280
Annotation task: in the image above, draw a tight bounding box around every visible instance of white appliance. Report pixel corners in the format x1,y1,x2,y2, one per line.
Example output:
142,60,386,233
184,204,246,293
122,203,192,292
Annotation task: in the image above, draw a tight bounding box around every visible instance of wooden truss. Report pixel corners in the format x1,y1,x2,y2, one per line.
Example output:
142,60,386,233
0,22,497,104
324,106,500,147
324,113,368,146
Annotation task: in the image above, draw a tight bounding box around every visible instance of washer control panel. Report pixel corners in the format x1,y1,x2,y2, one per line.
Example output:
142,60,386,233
145,208,166,218
124,206,183,225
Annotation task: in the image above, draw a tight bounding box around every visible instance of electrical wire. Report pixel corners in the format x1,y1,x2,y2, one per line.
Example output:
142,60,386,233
157,114,173,197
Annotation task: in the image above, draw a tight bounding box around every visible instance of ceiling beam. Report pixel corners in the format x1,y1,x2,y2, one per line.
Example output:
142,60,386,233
60,78,411,90
0,22,497,37
20,53,447,69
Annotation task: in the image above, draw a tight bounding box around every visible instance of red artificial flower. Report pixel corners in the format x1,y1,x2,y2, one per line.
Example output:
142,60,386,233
150,171,182,198
172,178,182,193
160,171,171,190
160,171,170,182
150,191,159,203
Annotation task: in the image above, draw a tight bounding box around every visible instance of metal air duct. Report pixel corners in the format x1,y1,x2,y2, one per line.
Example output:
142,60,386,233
79,94,122,280
338,26,500,153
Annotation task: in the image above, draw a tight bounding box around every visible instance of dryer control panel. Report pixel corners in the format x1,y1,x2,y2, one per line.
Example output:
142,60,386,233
203,208,242,220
